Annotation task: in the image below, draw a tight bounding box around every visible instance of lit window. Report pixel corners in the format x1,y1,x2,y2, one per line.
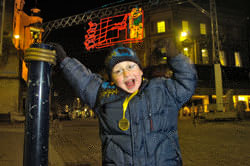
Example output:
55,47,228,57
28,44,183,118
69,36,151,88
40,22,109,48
219,51,227,66
157,21,166,33
182,20,189,32
200,23,206,35
234,52,242,67
201,49,209,64
238,96,247,101
180,21,189,42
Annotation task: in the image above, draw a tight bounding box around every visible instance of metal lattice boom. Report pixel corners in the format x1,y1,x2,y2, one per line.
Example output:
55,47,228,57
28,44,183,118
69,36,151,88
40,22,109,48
41,0,187,41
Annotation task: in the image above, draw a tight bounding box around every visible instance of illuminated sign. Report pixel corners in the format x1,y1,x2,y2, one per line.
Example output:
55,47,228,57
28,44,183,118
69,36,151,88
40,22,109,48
84,8,144,51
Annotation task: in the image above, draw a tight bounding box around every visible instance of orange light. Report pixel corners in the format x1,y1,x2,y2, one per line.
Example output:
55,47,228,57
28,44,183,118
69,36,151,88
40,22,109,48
22,60,28,82
14,35,20,39
129,8,143,39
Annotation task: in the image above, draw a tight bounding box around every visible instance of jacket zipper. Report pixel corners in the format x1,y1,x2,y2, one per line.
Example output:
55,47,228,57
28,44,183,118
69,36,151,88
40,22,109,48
145,93,153,131
143,93,153,165
128,101,135,166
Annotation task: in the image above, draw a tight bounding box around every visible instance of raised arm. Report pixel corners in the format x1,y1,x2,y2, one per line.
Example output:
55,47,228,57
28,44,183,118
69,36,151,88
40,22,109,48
153,39,197,108
54,44,102,108
166,54,197,107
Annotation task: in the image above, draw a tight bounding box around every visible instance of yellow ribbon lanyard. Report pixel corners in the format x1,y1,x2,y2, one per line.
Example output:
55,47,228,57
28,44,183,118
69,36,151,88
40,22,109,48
118,90,139,131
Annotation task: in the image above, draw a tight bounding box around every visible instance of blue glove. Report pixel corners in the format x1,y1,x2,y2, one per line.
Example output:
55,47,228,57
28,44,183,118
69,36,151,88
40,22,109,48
48,43,67,64
153,38,179,58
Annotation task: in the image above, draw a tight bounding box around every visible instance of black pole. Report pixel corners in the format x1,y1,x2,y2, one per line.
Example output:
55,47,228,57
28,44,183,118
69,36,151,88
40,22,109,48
23,43,56,166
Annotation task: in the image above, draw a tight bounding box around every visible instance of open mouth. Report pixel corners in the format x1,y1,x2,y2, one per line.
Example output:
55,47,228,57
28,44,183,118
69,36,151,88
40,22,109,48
125,79,135,89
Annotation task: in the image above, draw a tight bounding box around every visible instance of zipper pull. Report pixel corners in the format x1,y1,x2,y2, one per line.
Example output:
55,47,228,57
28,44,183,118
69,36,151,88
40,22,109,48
149,114,154,131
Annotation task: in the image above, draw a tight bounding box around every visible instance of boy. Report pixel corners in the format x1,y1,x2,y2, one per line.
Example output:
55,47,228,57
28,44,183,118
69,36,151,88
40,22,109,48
54,39,197,166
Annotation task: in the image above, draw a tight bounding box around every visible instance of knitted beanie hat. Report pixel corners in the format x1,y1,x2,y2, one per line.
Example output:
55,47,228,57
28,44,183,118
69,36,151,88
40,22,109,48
105,47,142,75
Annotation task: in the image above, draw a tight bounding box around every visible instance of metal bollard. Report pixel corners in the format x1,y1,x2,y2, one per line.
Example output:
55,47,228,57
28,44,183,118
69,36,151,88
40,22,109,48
23,43,56,166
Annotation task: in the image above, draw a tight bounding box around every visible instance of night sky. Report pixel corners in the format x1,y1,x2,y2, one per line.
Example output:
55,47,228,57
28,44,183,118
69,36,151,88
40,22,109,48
23,0,250,22
23,0,135,22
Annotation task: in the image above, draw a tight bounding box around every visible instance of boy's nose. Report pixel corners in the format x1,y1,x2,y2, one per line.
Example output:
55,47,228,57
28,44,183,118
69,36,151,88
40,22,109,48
123,70,130,77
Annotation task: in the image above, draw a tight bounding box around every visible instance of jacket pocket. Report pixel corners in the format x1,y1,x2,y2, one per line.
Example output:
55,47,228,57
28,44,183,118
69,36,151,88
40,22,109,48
103,139,132,166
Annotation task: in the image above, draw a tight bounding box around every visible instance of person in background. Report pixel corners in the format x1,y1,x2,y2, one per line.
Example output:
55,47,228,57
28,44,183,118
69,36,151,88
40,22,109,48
53,38,197,166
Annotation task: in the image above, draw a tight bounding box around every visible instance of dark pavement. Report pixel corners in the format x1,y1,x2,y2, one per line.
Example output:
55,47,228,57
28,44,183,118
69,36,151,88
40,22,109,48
1,118,250,166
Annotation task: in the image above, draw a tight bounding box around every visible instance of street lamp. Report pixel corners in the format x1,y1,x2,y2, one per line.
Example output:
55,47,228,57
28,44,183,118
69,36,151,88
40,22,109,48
180,31,188,42
181,31,187,37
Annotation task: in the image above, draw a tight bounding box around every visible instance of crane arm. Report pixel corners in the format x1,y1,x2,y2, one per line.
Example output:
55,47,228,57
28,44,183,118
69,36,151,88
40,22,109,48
41,0,188,41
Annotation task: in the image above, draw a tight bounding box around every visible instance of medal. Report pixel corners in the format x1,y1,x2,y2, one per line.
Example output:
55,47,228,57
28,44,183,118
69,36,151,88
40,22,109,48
119,118,130,131
119,90,138,131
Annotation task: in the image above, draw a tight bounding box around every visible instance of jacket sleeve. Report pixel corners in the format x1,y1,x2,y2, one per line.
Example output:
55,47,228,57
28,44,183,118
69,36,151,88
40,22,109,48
60,57,102,108
165,54,197,108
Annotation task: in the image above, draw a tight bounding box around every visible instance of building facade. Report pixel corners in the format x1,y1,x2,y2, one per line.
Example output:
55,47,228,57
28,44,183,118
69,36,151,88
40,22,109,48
0,0,43,121
0,0,21,120
141,3,250,113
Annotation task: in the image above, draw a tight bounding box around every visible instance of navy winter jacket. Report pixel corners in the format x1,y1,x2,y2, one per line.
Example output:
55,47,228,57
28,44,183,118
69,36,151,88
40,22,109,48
60,54,197,166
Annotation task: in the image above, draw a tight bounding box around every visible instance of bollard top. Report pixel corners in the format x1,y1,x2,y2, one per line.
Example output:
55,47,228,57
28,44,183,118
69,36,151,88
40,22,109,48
24,43,56,65
30,43,55,50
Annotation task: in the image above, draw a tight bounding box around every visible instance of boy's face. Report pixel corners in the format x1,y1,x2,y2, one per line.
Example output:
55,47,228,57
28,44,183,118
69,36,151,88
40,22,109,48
111,61,143,93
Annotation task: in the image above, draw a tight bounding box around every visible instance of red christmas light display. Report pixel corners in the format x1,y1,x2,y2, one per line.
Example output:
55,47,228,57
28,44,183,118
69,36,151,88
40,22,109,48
84,8,144,51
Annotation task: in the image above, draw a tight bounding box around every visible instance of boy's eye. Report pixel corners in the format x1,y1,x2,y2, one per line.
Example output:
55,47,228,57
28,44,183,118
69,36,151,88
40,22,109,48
114,69,123,75
128,64,136,70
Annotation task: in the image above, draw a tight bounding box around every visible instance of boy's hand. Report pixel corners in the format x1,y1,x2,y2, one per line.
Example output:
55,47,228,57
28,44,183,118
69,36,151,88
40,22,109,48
153,38,180,59
165,38,180,58
48,43,67,64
